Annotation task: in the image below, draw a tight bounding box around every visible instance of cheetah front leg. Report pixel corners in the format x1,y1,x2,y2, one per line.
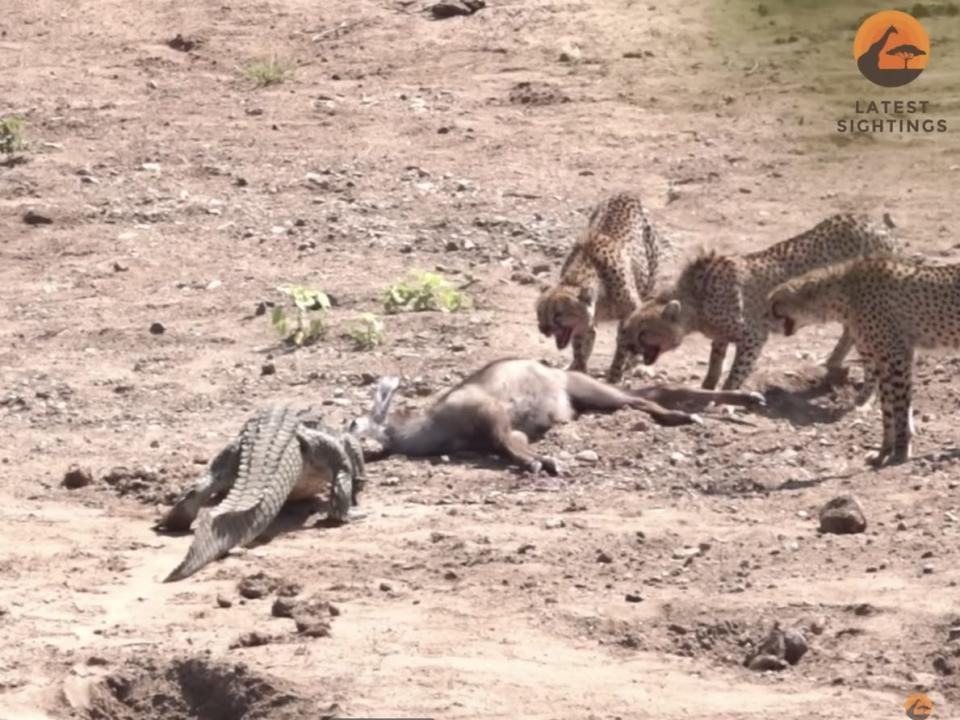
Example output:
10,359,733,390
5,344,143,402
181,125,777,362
867,349,914,467
824,327,855,383
722,332,766,390
702,340,728,390
569,326,596,374
607,321,633,384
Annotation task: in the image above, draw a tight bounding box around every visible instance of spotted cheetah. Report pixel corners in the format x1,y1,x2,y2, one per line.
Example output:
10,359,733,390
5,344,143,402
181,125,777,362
768,256,956,467
536,192,668,383
617,213,899,390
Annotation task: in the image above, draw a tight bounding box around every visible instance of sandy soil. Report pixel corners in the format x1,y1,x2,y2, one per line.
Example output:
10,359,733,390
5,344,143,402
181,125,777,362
1,0,959,717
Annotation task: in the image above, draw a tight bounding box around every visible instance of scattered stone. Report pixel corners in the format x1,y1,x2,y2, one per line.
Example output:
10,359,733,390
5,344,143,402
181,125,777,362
272,596,298,618
22,209,53,225
508,81,570,106
230,631,274,649
429,0,486,20
62,465,93,489
378,581,392,592
818,494,867,534
237,572,278,600
596,550,613,564
667,623,689,635
948,626,960,642
544,518,565,529
624,592,643,603
294,616,331,637
112,261,129,272
261,362,276,376
756,624,786,659
673,547,701,561
167,33,202,52
748,654,787,672
783,628,809,665
148,322,165,336
575,449,599,464
922,564,935,575
933,655,955,675
216,594,233,609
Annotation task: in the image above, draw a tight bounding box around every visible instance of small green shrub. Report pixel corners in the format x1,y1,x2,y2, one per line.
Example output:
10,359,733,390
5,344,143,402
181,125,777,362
384,270,469,314
243,56,294,87
271,285,331,346
0,117,24,157
347,313,385,350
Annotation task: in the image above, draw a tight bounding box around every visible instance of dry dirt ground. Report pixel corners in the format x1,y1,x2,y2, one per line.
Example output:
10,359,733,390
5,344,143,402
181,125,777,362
2,0,960,718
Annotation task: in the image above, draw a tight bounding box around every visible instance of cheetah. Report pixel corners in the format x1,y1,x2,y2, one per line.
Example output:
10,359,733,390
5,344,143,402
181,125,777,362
536,192,668,383
617,213,899,390
768,256,958,467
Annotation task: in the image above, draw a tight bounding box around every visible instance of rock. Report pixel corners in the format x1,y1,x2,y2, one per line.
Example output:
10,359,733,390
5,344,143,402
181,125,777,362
294,617,331,637
230,631,274,649
672,547,701,561
272,596,298,618
62,465,93,489
23,209,53,225
148,322,165,335
596,550,613,564
756,624,786,659
167,33,201,52
748,654,787,672
237,572,278,600
216,594,233,609
624,592,643,603
818,494,867,534
544,518,565,529
933,655,955,675
948,625,960,642
261,362,276,376
922,564,935,575
575,449,599,464
783,628,808,665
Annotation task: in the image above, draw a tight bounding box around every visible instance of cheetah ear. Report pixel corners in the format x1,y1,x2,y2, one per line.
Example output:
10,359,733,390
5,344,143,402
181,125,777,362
578,286,597,306
662,299,682,322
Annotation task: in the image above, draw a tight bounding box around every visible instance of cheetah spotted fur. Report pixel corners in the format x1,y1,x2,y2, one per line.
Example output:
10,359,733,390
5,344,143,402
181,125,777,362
618,213,900,390
769,255,956,467
536,192,668,383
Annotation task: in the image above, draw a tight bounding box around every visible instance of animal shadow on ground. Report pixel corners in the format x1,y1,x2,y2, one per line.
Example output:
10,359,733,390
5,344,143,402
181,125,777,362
152,497,340,547
755,365,868,426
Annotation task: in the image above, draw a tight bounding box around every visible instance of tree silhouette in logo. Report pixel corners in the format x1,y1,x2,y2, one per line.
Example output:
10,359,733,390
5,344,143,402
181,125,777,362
855,12,929,87
887,43,926,69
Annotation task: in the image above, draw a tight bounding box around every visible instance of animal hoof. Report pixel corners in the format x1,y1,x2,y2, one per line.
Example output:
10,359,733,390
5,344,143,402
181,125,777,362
866,449,895,467
747,391,766,407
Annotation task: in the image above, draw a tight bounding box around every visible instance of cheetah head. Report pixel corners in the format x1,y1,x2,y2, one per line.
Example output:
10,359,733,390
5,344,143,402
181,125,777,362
621,299,686,365
767,288,799,337
536,285,595,350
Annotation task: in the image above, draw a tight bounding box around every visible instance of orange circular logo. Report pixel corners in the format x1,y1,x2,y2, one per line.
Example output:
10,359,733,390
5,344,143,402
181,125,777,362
904,692,934,719
854,10,930,87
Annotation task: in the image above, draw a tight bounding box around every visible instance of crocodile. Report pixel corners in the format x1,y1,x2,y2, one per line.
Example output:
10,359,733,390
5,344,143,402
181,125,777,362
159,401,365,582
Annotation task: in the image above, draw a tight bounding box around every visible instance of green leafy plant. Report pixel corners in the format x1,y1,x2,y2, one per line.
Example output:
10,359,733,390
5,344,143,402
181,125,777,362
0,116,24,157
271,285,331,346
243,56,294,87
347,313,385,350
383,270,469,314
